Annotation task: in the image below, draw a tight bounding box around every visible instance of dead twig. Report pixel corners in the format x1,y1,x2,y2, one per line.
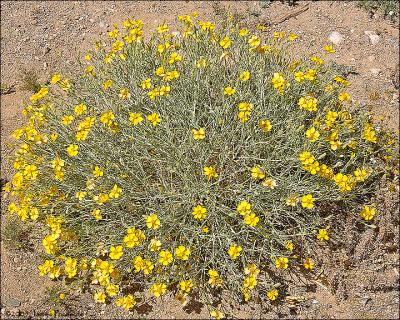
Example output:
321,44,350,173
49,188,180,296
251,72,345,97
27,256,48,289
258,3,310,27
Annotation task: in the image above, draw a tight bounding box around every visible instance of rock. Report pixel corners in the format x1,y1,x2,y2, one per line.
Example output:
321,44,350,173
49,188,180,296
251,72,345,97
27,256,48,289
365,31,380,45
361,295,371,306
42,46,51,55
368,55,375,62
7,297,21,307
9,308,20,316
369,34,380,45
328,31,344,45
311,299,319,304
99,21,106,28
370,68,381,76
89,18,94,23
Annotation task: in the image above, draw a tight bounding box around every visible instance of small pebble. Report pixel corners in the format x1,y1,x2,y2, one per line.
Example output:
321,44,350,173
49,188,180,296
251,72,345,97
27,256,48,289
370,68,381,76
328,31,344,45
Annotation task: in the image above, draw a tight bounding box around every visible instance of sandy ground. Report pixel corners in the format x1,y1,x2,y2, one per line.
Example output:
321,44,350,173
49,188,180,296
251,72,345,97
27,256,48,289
1,1,399,319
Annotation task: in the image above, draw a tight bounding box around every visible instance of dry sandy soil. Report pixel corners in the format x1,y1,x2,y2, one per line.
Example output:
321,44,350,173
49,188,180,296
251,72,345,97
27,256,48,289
1,1,399,319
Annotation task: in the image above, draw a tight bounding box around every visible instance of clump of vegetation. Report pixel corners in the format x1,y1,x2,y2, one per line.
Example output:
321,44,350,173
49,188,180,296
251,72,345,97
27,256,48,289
2,214,34,251
18,68,42,93
3,13,398,318
358,0,399,21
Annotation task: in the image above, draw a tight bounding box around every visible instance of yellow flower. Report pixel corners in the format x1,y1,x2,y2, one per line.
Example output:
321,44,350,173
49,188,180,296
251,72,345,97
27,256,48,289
317,228,329,241
228,244,242,260
106,283,119,297
239,28,249,36
298,96,317,112
294,71,304,82
129,112,144,125
192,205,207,221
192,128,205,140
303,257,314,270
151,282,167,297
115,294,136,310
251,166,265,180
175,245,191,260
203,166,218,179
237,200,251,216
259,119,272,133
146,213,161,229
94,291,106,303
354,168,370,182
124,227,146,248
271,73,286,90
149,238,162,252
360,205,376,221
239,71,250,81
157,23,169,34
248,35,261,48
275,257,288,269
285,241,294,251
244,213,260,227
301,194,315,209
267,288,279,301
362,123,377,143
219,36,232,49
208,269,222,288
141,78,152,89
62,115,74,125
310,56,325,65
93,166,104,177
262,178,277,189
179,279,193,293
238,111,251,123
243,276,257,289
196,57,207,68
103,79,113,90
288,33,298,41
75,191,86,201
339,92,350,102
133,256,146,272
119,88,131,100
158,250,173,266
92,208,102,221
147,113,161,126
324,45,335,53
223,86,236,96
244,263,260,277
23,164,39,180
305,127,320,142
210,310,225,320
304,69,316,81
202,226,209,233
109,184,122,198
169,52,182,64
51,73,61,84
286,195,298,207
67,144,79,157
109,245,123,260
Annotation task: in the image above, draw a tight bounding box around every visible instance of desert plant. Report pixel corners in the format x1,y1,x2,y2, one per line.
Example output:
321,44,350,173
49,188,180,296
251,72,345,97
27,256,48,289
3,14,398,318
358,0,399,21
18,68,42,93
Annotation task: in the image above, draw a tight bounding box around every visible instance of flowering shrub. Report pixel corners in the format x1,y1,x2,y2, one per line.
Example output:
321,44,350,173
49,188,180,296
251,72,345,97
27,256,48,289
3,13,398,318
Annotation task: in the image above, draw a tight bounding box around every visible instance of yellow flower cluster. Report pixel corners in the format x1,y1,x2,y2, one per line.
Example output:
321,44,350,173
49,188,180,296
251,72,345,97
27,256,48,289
2,13,396,319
